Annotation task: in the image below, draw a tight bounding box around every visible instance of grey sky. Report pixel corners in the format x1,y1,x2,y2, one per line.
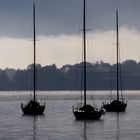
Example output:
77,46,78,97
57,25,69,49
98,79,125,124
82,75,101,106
0,0,139,38
0,0,140,69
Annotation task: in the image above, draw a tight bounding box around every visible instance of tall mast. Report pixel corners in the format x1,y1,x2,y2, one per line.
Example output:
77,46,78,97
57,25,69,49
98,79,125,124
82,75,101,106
116,10,119,101
83,0,87,105
33,2,36,102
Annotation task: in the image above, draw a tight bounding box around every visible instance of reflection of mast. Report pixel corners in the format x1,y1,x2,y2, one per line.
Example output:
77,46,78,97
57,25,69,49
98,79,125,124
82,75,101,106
83,121,87,140
33,116,37,140
116,113,120,140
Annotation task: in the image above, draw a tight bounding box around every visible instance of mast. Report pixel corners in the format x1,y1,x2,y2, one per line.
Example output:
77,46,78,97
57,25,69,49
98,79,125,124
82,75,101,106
33,2,36,102
83,0,87,105
116,10,119,101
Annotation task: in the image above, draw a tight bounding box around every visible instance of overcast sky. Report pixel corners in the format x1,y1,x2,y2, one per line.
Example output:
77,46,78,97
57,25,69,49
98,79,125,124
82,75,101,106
0,0,140,69
0,0,140,37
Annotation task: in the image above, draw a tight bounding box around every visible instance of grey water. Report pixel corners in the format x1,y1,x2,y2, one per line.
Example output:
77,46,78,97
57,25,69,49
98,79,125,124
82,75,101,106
0,91,140,140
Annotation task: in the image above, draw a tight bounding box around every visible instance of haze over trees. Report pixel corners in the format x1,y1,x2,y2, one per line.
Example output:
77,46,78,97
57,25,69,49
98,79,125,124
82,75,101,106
0,59,140,91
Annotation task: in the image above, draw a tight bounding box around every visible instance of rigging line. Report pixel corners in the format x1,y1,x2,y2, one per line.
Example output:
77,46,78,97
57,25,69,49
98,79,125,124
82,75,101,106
75,63,78,103
110,41,116,100
117,13,123,100
92,64,95,91
41,66,43,92
110,21,117,101
80,64,83,104
77,30,83,103
80,32,84,104
28,68,32,96
116,9,123,101
86,38,93,105
119,32,125,100
86,29,94,99
38,40,44,100
77,28,85,104
87,21,96,95
26,45,31,96
75,67,78,104
109,66,113,101
76,26,82,104
91,66,96,106
75,9,84,103
110,28,117,100
118,19,125,102
118,44,124,100
91,40,96,93
75,32,80,97
78,23,85,104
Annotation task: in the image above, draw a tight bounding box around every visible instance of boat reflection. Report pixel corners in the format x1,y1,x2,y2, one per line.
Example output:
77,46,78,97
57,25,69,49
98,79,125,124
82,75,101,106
33,116,37,140
83,121,87,140
21,114,45,140
116,113,120,140
74,119,104,140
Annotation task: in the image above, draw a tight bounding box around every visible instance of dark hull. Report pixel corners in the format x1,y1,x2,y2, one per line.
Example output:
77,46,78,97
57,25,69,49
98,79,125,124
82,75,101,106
21,100,45,115
21,105,45,115
103,100,127,112
73,110,102,120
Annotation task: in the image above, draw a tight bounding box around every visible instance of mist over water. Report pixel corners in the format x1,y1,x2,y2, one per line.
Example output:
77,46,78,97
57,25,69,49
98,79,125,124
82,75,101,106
0,90,140,101
0,91,140,139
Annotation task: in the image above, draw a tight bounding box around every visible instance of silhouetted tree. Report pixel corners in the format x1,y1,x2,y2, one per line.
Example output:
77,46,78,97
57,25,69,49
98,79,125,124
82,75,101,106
0,59,140,90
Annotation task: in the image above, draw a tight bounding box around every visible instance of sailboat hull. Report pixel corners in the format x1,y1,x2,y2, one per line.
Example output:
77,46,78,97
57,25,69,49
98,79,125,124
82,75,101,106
73,110,102,120
103,100,127,112
72,104,104,120
21,106,45,115
21,100,45,115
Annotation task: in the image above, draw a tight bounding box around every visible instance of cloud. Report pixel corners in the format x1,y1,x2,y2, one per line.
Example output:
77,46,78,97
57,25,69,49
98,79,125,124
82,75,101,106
0,37,32,69
1,0,140,38
0,26,140,69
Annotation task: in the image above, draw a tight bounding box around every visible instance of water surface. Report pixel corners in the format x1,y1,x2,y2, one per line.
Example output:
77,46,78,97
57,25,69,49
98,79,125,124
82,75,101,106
0,91,139,140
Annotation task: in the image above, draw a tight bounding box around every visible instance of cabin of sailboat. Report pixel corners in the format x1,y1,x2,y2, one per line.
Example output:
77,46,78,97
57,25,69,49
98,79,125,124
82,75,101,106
102,10,127,112
72,0,104,120
21,2,45,115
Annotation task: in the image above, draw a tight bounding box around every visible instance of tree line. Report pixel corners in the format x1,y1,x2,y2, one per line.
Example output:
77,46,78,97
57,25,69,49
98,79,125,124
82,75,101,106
1,59,140,90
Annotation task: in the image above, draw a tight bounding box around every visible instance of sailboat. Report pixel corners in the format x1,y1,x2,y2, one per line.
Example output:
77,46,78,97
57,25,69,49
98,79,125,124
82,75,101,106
72,0,104,120
21,2,45,115
102,10,127,112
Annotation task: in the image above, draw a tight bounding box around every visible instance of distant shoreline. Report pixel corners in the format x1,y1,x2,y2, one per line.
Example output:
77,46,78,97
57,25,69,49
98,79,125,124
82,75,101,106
0,60,140,91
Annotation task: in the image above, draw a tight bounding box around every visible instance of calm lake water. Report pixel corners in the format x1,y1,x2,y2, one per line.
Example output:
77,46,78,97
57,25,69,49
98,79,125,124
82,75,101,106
0,91,140,140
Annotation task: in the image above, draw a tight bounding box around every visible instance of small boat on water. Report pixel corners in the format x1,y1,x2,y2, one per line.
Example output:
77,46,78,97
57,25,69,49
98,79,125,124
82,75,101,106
102,10,127,112
72,0,105,120
21,2,45,115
